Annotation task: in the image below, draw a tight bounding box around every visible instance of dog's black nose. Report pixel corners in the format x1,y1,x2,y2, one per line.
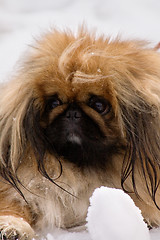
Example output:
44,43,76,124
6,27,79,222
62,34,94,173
65,105,82,121
66,109,82,120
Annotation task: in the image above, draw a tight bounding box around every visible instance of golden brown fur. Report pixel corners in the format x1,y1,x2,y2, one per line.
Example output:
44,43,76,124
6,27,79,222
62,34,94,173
0,28,160,239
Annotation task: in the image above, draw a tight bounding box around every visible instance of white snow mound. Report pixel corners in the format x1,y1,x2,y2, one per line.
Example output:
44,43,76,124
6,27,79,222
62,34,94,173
86,186,150,240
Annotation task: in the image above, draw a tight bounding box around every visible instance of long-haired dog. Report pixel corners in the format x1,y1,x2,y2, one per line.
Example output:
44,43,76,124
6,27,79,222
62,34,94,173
0,28,160,239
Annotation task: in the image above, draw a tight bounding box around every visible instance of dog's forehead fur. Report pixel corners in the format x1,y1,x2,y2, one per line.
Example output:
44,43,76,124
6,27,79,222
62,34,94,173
25,30,148,104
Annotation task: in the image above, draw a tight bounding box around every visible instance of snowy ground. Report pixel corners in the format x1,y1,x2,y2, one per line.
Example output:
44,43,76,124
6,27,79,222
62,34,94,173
0,0,160,239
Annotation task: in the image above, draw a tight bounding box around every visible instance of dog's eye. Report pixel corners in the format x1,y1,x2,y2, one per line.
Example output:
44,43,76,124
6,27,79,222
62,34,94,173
47,95,62,110
51,99,61,109
88,96,111,115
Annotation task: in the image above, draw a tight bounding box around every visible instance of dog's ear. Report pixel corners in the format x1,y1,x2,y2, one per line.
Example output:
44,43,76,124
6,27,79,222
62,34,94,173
0,78,34,196
120,99,160,201
113,47,160,207
0,79,55,191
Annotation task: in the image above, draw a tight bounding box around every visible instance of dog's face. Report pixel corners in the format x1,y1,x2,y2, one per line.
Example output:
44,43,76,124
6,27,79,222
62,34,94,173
1,29,160,214
44,94,112,168
39,77,124,169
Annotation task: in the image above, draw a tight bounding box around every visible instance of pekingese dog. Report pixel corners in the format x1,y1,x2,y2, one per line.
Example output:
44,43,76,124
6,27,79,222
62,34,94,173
0,27,160,239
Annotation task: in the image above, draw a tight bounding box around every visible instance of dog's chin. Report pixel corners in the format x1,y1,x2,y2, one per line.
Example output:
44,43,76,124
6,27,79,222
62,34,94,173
59,133,84,166
66,133,82,145
49,131,112,168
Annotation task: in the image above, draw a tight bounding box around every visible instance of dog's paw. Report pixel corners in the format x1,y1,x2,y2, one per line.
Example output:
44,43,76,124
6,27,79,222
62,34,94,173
0,228,19,240
0,216,35,240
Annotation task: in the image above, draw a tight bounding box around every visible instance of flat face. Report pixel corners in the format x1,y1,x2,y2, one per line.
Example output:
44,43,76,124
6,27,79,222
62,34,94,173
37,76,122,168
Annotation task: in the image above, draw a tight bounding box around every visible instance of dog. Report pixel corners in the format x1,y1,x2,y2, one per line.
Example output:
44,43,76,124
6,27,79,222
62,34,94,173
0,27,160,239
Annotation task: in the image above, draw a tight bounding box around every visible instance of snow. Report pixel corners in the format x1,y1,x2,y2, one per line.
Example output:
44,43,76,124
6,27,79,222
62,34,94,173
87,187,150,240
0,0,160,239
